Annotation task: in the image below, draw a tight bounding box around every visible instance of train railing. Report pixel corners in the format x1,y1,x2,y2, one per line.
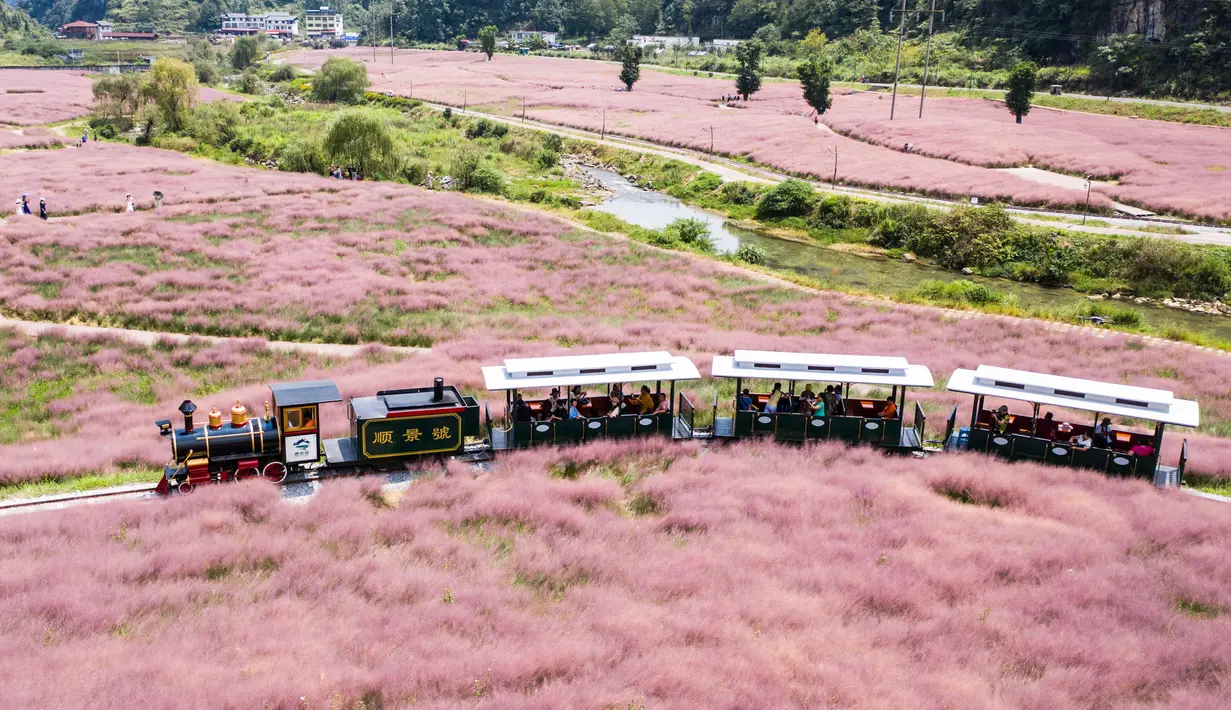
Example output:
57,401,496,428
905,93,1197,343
678,392,695,438
914,402,927,444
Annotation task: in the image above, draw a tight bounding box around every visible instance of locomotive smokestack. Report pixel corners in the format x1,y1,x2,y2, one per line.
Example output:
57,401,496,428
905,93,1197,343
178,400,198,433
433,377,444,402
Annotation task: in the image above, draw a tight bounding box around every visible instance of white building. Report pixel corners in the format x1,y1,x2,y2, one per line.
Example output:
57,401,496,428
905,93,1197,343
710,38,744,51
629,35,699,49
509,30,557,45
221,12,299,37
305,6,344,38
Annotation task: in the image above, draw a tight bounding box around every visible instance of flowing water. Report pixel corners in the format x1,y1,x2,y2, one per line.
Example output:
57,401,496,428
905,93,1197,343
584,167,1231,343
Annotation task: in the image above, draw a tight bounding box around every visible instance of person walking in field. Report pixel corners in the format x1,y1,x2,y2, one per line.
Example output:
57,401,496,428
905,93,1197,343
39,198,47,220
125,193,134,212
15,198,23,216
21,195,32,214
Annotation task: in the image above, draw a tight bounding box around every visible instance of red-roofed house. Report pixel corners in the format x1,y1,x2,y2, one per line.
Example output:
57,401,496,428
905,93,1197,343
59,21,101,40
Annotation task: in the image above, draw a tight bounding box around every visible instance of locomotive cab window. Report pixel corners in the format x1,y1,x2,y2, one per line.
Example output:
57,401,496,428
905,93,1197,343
283,406,318,433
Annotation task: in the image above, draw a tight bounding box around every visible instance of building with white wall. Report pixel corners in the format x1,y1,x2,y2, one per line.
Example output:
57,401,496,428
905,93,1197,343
304,6,344,38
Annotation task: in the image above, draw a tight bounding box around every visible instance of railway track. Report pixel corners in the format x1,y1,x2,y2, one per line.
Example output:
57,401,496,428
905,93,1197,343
0,483,161,515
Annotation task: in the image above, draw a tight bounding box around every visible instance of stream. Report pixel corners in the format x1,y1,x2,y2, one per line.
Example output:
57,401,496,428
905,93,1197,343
584,167,1231,343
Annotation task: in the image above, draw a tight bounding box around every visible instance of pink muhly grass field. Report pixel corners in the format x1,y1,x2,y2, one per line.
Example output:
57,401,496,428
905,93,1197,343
1,440,1229,708
2,144,1230,484
823,92,1231,221
289,50,1118,212
0,70,96,125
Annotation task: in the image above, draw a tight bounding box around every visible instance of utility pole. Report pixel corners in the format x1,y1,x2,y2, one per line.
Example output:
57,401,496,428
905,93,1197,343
825,146,838,188
889,0,907,120
522,96,527,121
1082,176,1092,225
702,126,715,154
390,7,394,63
918,0,942,118
601,107,606,140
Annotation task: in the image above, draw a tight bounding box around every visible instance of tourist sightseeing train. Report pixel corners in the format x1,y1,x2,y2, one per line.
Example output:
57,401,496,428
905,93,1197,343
156,350,1198,494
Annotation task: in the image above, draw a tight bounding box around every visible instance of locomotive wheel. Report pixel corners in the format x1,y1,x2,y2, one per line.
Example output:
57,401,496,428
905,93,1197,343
235,467,259,482
179,482,194,494
262,461,288,483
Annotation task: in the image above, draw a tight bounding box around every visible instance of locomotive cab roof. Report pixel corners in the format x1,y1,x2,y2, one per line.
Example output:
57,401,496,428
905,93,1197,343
269,379,343,408
712,350,935,388
947,365,1200,427
482,351,700,391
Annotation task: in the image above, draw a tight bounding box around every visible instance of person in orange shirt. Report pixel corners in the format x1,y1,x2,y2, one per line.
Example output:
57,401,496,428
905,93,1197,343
637,385,655,414
880,397,897,419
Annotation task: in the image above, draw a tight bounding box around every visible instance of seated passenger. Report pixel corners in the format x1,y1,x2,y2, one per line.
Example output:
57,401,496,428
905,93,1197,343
829,386,845,416
571,386,590,407
567,398,582,420
552,401,568,421
1073,432,1092,450
800,385,816,401
737,389,757,412
1130,442,1155,457
802,395,824,416
546,387,562,411
879,397,897,419
765,383,784,414
990,405,1010,434
514,393,533,423
637,386,654,414
608,384,626,418
1093,417,1113,448
653,396,670,414
1036,412,1055,439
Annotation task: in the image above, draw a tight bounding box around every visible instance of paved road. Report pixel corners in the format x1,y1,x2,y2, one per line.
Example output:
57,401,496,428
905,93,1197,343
0,316,427,357
427,102,1231,247
855,82,1231,113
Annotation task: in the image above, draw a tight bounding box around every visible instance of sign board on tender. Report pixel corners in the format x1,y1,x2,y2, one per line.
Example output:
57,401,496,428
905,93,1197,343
361,413,463,459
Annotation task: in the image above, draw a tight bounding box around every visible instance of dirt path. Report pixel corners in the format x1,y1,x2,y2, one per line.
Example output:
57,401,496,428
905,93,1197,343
0,316,428,357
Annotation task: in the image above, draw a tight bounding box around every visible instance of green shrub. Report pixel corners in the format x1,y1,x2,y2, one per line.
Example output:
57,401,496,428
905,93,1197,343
465,117,508,139
185,101,241,147
1074,302,1144,328
536,148,559,168
399,159,428,185
756,179,815,218
666,218,714,252
152,134,198,152
721,181,761,205
914,279,1006,306
278,138,326,174
237,68,265,95
813,194,855,229
542,133,564,152
269,64,299,82
467,163,505,194
734,243,767,264
498,134,537,161
93,123,118,139
194,61,219,85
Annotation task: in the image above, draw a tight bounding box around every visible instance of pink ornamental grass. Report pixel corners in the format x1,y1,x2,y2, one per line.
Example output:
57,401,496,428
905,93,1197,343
3,145,1231,483
0,70,95,125
0,441,1229,707
288,49,1231,219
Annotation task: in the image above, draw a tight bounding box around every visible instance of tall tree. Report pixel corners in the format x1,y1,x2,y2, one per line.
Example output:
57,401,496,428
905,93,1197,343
619,44,642,91
312,57,370,104
797,56,832,116
323,110,400,178
734,38,763,101
142,57,198,132
479,25,498,60
231,36,260,70
1004,60,1038,124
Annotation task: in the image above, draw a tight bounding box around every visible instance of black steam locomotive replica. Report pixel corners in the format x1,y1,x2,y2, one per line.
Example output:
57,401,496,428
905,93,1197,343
156,378,481,494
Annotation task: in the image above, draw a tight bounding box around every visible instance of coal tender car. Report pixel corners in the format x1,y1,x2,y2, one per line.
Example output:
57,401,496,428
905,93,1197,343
156,378,479,494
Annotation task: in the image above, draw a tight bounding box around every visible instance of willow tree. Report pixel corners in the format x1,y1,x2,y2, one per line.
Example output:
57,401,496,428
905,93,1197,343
323,109,400,178
142,57,198,133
